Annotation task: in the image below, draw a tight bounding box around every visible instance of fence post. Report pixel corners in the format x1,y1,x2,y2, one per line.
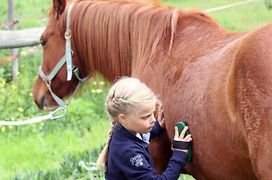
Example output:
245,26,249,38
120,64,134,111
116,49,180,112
8,0,19,81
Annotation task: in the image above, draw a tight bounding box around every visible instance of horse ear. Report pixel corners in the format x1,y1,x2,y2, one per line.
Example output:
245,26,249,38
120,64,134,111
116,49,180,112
52,0,66,18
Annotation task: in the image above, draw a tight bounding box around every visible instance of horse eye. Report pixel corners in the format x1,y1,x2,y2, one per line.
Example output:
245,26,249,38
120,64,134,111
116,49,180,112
40,39,47,46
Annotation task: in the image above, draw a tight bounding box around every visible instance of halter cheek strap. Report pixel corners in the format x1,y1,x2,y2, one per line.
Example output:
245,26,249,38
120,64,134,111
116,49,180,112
65,3,74,81
39,57,67,108
39,2,88,108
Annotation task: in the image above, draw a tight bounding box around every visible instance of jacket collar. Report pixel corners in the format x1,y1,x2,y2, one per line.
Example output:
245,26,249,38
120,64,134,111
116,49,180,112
114,123,148,147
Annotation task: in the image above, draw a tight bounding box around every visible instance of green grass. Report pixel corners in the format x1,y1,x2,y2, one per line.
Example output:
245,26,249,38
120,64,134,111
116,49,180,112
210,1,272,32
0,0,50,29
163,0,272,32
163,0,246,9
0,119,109,179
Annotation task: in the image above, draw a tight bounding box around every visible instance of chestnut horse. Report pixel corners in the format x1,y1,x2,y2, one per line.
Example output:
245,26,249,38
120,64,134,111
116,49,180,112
32,0,272,179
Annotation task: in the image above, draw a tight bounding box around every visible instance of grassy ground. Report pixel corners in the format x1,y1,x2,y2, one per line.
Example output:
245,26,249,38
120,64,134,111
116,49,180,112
164,0,272,32
0,0,271,179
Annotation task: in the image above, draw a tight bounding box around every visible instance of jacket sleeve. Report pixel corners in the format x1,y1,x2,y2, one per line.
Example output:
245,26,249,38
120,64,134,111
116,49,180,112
119,149,188,180
149,121,165,140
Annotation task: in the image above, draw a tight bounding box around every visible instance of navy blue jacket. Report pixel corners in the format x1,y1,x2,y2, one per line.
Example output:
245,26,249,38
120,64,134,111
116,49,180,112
105,121,188,180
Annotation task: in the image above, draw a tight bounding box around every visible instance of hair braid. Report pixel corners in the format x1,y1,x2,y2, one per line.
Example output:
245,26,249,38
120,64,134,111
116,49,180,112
96,121,117,170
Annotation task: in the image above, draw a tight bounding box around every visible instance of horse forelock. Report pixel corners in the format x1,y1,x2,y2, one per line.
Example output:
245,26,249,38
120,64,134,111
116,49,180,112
68,0,180,81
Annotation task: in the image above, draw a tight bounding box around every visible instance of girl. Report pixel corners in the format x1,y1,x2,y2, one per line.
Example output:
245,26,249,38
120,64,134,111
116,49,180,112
97,77,192,179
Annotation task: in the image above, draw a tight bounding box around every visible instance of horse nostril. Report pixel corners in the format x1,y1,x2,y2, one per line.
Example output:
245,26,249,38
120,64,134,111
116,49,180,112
37,96,46,110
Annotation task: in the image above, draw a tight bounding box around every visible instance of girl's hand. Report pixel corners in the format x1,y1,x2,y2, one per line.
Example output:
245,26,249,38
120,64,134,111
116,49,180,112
173,126,192,153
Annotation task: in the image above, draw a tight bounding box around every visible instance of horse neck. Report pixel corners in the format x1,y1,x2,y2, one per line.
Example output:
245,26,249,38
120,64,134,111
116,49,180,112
71,0,179,82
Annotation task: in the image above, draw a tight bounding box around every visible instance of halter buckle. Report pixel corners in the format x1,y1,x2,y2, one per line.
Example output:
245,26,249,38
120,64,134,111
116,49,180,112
65,29,71,40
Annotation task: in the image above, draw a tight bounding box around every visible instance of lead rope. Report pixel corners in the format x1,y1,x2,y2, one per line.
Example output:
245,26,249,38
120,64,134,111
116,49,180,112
0,107,66,126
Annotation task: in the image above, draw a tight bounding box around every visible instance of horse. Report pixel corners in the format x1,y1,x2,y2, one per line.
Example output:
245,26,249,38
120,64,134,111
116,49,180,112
32,0,272,179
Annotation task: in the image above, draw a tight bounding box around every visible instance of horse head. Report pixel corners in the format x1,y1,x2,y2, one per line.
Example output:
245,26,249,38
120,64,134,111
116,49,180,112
32,0,86,110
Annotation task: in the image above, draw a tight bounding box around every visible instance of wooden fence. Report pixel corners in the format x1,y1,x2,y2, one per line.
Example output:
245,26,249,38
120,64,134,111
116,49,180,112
0,27,44,49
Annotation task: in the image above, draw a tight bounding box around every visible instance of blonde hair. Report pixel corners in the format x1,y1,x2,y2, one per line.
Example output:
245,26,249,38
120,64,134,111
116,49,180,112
96,77,158,170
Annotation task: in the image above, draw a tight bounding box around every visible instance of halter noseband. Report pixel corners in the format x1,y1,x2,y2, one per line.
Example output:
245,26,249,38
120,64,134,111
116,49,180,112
39,3,88,108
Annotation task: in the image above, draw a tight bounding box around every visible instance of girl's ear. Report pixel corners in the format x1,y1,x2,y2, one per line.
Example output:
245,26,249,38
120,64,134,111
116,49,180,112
118,114,127,126
52,0,66,18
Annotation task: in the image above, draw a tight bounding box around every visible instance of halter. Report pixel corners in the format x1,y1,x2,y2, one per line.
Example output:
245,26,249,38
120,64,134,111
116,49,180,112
39,3,88,108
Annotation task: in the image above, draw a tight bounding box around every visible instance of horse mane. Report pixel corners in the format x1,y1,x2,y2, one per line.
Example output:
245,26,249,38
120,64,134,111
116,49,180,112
63,0,177,79
58,0,218,81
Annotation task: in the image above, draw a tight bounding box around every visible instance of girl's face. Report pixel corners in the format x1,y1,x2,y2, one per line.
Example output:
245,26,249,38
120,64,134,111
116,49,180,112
119,102,156,134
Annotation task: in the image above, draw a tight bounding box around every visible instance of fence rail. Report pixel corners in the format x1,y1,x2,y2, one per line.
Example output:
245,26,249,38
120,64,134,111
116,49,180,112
0,27,44,49
205,0,257,13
